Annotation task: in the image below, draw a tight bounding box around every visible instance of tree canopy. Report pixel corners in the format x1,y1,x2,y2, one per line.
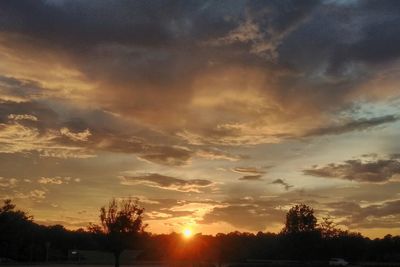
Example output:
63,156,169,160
282,204,317,234
89,197,146,267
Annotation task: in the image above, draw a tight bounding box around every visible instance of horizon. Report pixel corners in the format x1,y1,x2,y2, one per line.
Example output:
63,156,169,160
13,199,396,239
1,0,400,240
3,198,394,240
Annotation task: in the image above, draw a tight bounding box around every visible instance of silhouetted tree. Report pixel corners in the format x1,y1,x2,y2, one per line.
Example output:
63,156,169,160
89,198,146,267
0,199,34,260
282,204,317,234
281,204,320,260
319,216,342,238
2,199,400,263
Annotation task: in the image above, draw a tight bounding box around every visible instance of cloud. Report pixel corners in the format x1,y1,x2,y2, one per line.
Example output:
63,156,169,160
120,173,214,193
326,199,400,229
0,99,195,165
233,167,266,175
0,75,46,102
60,127,91,142
303,115,399,137
0,121,94,158
0,177,17,188
38,177,64,185
303,156,400,183
29,189,46,199
238,175,264,181
206,0,320,59
36,218,91,230
37,176,79,185
201,205,269,230
196,148,246,161
233,167,266,181
0,100,96,158
271,179,293,190
101,140,193,167
319,1,400,73
0,100,58,129
2,1,400,149
200,198,286,231
8,114,38,121
137,146,193,166
11,189,47,201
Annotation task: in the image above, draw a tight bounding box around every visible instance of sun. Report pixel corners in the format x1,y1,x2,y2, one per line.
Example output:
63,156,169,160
183,228,193,238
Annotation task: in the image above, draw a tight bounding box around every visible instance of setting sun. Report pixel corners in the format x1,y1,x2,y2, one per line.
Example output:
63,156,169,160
183,228,193,238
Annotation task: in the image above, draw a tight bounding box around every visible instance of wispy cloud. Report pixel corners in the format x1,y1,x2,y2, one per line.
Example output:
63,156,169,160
0,177,17,188
37,176,80,185
120,173,215,193
303,115,399,137
233,167,266,181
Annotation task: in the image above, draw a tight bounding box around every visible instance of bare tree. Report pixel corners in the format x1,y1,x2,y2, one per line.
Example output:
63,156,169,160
89,198,146,267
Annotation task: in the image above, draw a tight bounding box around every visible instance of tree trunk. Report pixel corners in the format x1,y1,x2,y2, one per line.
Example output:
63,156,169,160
114,251,121,267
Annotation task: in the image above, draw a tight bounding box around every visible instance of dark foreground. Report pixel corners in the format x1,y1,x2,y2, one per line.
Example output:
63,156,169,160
1,261,400,267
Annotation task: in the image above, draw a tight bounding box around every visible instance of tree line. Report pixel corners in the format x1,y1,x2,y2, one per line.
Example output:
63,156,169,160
1,199,399,266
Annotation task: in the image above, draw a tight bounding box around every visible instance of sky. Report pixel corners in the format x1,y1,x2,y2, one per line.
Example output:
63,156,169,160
1,0,400,238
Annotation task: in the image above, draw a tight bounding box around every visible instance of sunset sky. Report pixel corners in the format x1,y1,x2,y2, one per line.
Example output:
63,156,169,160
1,0,400,238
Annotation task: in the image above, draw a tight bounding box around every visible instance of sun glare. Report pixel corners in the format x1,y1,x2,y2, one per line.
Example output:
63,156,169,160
183,228,193,238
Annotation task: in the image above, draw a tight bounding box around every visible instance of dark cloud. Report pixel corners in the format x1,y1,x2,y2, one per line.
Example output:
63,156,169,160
329,1,400,70
0,75,46,101
209,0,320,59
0,0,243,48
137,146,193,166
303,115,399,137
279,0,400,75
303,157,400,183
1,0,400,146
0,100,58,130
120,173,214,192
90,129,194,165
271,178,293,190
390,153,400,159
92,135,194,166
238,175,263,181
326,199,400,229
233,167,266,181
233,167,266,175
